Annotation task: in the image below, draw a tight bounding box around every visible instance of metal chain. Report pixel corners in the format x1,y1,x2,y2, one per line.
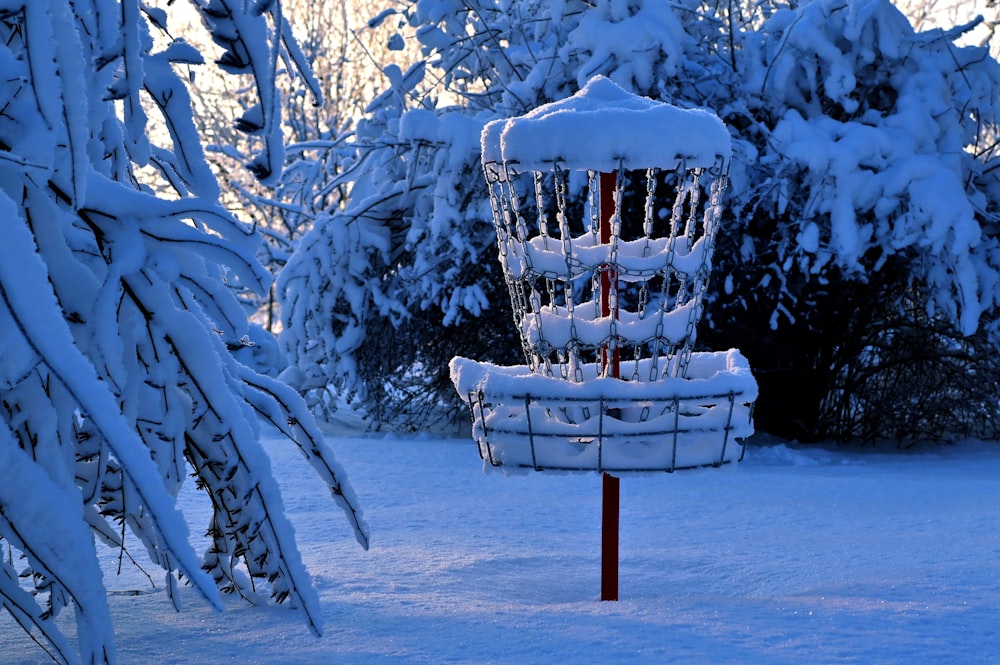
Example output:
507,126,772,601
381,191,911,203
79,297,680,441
487,160,728,384
587,170,601,239
637,281,649,319
643,167,657,257
533,169,549,240
684,168,702,242
607,169,623,356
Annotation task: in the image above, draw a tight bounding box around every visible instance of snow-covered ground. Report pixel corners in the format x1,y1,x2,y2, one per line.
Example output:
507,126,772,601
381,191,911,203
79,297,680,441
3,430,999,664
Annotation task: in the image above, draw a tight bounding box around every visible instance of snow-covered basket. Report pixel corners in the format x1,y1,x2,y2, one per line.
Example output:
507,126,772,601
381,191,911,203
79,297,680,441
451,351,756,472
453,76,756,472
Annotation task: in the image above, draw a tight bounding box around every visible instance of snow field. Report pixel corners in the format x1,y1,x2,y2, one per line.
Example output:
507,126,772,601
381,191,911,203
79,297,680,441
3,433,998,664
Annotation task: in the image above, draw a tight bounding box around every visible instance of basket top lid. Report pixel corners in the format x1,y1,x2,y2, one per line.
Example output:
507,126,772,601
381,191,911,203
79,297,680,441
481,76,732,173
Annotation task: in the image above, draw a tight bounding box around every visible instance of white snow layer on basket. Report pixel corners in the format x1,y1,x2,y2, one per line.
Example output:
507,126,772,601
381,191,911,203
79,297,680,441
450,350,756,401
449,351,756,472
520,301,696,347
503,234,706,280
481,76,732,172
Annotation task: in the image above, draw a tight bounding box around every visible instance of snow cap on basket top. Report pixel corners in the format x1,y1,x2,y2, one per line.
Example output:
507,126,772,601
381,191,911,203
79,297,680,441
481,76,732,174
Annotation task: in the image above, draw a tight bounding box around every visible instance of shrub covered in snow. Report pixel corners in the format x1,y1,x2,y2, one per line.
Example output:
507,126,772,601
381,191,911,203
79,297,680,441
706,0,1000,441
0,3,367,664
190,0,410,342
279,0,1000,442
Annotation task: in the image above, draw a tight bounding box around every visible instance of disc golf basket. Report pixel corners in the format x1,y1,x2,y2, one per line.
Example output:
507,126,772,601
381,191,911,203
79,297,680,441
450,76,757,600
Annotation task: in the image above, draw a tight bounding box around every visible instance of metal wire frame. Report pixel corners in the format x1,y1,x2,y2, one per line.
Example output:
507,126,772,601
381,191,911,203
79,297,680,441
473,149,749,474
465,388,753,473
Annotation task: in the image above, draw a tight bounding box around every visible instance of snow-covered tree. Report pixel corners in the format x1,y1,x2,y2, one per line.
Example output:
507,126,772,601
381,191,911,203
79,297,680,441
897,0,999,49
0,3,368,664
704,0,1000,441
279,0,1000,442
183,0,418,347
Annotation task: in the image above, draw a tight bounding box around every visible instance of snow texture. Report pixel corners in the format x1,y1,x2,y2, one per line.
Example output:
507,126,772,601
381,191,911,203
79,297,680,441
3,430,998,664
482,76,732,172
747,0,1000,336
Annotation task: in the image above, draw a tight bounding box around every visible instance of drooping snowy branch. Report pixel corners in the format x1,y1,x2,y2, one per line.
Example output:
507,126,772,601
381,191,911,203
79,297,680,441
0,2,367,663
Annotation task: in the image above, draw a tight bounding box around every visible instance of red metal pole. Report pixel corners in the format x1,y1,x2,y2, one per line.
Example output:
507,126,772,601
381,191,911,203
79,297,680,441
599,171,620,602
599,172,620,375
602,472,620,601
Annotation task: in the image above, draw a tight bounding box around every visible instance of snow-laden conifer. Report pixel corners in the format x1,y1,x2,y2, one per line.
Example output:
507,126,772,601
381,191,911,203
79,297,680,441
0,3,368,664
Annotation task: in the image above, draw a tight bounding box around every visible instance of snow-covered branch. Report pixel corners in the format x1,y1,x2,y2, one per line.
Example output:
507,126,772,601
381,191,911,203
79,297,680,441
0,3,366,663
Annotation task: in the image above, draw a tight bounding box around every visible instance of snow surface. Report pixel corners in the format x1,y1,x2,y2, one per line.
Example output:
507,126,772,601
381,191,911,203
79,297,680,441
3,428,998,664
482,76,732,173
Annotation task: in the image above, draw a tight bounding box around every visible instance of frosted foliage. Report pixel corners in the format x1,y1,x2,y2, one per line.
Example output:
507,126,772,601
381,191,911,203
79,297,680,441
748,0,1000,335
280,0,1000,436
0,3,367,665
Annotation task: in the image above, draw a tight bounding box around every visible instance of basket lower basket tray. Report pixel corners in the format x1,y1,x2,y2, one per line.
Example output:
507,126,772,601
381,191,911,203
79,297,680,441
452,351,757,473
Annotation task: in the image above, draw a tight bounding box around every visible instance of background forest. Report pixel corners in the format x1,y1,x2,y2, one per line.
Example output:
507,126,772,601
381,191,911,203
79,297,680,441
239,0,1000,444
205,0,998,441
1,1,999,664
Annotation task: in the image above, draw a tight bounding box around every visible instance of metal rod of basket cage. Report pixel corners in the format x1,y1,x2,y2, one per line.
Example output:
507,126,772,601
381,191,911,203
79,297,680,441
719,391,736,466
597,395,605,472
524,393,538,470
473,390,496,467
671,395,680,471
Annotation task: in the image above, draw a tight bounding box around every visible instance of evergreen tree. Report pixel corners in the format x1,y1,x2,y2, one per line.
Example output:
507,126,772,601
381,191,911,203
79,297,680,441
0,3,367,663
